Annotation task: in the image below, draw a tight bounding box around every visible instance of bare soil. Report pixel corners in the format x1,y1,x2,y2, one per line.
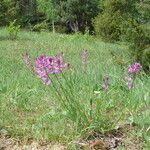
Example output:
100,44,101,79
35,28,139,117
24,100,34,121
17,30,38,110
0,124,146,150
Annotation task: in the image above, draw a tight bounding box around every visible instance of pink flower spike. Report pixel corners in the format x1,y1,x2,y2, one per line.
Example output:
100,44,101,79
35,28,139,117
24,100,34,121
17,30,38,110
82,49,88,65
125,77,133,82
22,52,30,65
22,52,35,73
37,70,46,77
81,49,88,72
128,63,142,74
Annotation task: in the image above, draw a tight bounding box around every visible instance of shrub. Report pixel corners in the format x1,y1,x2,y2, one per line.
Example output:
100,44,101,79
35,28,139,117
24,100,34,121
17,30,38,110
93,0,138,42
93,11,124,41
7,20,20,40
55,25,67,33
0,0,18,26
93,0,150,71
32,21,49,32
128,23,150,71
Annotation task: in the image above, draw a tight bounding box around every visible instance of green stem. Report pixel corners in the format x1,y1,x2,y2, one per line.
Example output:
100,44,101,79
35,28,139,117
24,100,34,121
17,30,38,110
53,73,79,119
54,73,89,124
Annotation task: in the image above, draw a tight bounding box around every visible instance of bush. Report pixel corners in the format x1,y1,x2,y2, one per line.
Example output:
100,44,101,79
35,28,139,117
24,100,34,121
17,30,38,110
0,0,18,26
7,20,20,40
128,23,150,71
32,21,49,32
93,0,138,42
93,11,124,41
93,0,150,71
55,25,67,33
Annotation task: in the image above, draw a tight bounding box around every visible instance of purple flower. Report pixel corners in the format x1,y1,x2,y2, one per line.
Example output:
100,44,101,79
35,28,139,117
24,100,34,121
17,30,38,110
35,52,69,85
35,54,48,69
42,76,51,85
22,52,34,73
128,63,142,74
125,77,133,82
22,53,30,65
55,52,64,64
125,77,134,89
35,68,47,77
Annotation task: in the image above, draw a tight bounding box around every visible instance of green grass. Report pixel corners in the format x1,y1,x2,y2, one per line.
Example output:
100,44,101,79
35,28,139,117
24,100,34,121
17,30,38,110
0,28,150,147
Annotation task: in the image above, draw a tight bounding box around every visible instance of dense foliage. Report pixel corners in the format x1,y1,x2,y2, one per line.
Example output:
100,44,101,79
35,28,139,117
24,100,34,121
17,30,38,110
0,0,100,32
94,0,139,41
52,0,100,33
93,0,150,71
0,0,19,26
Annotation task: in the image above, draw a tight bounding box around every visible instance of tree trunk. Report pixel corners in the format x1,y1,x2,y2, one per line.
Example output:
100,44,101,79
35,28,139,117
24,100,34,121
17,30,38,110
69,21,79,33
52,20,55,33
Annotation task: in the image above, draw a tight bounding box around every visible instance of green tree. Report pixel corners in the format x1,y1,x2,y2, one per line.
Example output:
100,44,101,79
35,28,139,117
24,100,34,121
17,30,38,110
51,0,100,33
130,0,150,71
18,0,37,25
0,0,38,26
0,0,19,26
37,0,58,33
137,0,150,22
93,0,139,41
94,0,150,70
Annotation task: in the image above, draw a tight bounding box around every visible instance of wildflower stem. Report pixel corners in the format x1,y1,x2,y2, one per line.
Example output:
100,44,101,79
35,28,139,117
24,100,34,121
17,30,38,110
45,71,68,109
61,71,74,96
53,73,80,119
54,73,89,124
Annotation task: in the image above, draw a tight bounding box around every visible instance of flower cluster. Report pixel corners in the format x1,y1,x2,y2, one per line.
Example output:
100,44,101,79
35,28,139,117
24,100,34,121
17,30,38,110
128,63,142,74
125,62,143,89
35,52,69,85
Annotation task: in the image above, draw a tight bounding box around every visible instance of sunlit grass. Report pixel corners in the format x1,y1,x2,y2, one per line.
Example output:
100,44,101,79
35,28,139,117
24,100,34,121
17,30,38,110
0,28,150,147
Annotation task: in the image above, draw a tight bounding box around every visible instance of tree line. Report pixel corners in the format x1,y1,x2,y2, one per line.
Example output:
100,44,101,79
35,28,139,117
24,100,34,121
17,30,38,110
0,0,150,70
0,0,149,34
0,0,100,33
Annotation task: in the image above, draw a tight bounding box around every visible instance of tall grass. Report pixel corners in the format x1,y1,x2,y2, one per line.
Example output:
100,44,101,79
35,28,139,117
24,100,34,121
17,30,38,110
0,28,150,146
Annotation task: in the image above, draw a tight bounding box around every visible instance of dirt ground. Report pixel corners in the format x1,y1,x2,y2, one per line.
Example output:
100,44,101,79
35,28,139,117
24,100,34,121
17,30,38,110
0,136,66,150
0,124,146,150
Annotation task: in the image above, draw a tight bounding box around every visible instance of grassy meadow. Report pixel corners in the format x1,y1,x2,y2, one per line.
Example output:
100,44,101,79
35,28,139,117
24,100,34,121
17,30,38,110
0,28,150,149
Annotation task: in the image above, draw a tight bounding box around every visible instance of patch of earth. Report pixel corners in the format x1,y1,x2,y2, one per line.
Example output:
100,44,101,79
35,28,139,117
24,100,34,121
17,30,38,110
0,124,146,150
75,124,146,150
0,135,66,150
